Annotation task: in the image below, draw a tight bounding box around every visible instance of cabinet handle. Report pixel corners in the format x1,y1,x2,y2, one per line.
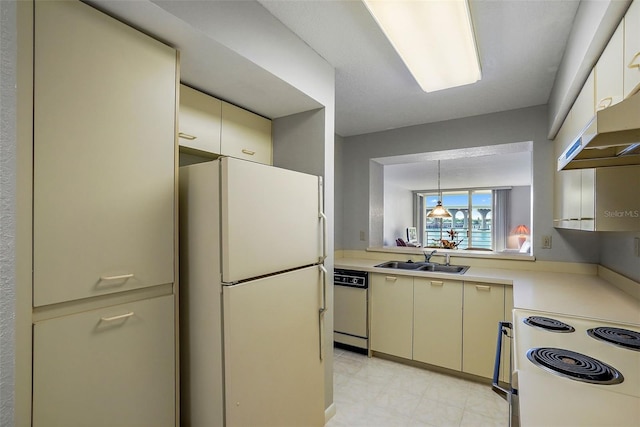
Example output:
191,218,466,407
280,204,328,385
628,51,640,69
178,132,197,140
476,285,491,291
596,97,612,110
385,276,397,282
241,149,256,156
99,273,134,282
430,281,444,286
100,312,134,322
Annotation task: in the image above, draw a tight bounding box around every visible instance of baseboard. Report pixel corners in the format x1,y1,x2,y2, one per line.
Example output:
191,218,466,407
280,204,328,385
324,402,336,425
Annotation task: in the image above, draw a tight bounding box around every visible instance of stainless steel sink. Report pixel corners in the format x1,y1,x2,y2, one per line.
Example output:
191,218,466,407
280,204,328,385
374,261,469,274
420,264,469,274
374,261,425,270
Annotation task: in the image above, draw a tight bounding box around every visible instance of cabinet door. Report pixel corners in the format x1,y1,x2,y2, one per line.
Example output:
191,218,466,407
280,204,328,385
624,0,640,98
179,84,222,154
555,169,582,229
221,101,272,165
595,23,624,111
573,70,595,129
580,169,596,231
33,0,176,306
370,274,413,359
462,282,505,379
33,295,175,427
413,278,462,371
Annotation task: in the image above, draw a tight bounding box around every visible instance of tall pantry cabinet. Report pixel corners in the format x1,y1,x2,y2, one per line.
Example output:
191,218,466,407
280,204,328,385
30,1,178,425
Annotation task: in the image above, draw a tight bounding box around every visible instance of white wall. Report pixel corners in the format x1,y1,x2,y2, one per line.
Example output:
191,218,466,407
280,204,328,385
340,105,600,264
383,182,413,246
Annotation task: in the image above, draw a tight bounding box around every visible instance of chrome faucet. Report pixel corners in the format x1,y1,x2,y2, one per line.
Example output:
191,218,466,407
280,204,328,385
444,253,451,266
424,250,436,262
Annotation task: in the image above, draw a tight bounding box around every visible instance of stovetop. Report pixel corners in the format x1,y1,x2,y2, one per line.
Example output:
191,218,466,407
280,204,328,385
513,309,640,426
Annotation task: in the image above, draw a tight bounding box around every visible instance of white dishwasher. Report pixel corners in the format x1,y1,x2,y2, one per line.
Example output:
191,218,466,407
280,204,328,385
334,269,369,353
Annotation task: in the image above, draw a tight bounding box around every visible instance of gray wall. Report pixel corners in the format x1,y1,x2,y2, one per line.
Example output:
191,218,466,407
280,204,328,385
339,104,601,264
0,0,17,425
334,134,344,250
599,232,640,282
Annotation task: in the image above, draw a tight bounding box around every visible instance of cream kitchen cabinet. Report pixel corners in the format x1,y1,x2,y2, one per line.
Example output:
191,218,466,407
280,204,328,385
624,0,640,98
462,282,506,379
595,23,624,111
413,278,463,371
33,0,176,307
572,69,595,130
33,295,175,427
221,101,273,165
179,84,222,154
370,273,413,359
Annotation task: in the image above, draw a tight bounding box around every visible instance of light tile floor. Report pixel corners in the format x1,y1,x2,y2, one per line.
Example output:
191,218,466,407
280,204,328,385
327,347,508,427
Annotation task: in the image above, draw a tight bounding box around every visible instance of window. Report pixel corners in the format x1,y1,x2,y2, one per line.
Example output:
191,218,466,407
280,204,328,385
418,188,501,250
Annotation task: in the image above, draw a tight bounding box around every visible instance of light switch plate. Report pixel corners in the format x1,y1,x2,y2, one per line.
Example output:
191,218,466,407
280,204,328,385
542,235,552,249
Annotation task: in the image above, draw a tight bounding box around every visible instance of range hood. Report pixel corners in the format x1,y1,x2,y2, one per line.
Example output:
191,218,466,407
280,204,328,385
558,93,640,171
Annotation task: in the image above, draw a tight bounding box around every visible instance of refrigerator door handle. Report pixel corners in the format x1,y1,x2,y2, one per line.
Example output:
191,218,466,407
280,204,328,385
318,264,328,360
318,176,327,263
319,213,327,262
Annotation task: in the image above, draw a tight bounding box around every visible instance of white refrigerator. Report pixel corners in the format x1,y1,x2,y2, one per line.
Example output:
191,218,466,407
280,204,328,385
179,157,327,427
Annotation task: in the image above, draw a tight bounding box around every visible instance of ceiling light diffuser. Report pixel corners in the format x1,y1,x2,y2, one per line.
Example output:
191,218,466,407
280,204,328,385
364,0,481,92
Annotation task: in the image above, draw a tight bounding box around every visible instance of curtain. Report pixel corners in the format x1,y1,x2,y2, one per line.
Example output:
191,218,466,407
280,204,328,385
493,189,511,251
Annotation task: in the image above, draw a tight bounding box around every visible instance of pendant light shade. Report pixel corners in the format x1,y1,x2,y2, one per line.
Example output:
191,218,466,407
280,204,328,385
426,160,452,218
427,200,452,218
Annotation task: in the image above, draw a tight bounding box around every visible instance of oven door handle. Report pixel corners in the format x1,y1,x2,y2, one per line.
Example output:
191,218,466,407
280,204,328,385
492,321,513,401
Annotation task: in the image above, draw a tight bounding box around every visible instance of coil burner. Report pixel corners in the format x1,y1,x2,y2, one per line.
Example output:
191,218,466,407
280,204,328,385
587,327,640,351
523,316,575,333
526,347,624,385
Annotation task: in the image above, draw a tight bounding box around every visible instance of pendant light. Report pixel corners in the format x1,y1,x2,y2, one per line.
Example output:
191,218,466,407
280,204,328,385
426,160,452,218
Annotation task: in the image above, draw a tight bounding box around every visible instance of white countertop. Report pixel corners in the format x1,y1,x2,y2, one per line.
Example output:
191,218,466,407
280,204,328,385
335,257,640,326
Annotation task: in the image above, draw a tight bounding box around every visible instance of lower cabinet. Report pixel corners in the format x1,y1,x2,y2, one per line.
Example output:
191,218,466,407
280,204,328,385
413,278,463,371
462,282,506,379
370,273,511,380
32,295,175,427
370,274,413,359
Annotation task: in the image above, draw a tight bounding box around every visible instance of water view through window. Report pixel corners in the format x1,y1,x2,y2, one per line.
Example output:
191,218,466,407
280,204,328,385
423,190,493,250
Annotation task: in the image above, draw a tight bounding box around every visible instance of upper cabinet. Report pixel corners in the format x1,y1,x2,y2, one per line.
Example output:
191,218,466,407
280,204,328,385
624,0,640,98
178,85,273,165
595,23,624,110
221,101,272,164
33,0,177,306
179,84,222,154
573,70,595,129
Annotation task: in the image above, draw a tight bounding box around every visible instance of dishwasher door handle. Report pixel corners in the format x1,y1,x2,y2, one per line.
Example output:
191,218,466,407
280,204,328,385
492,321,514,401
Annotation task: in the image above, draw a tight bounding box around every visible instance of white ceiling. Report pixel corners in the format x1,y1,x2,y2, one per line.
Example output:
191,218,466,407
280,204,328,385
380,142,533,190
258,0,581,137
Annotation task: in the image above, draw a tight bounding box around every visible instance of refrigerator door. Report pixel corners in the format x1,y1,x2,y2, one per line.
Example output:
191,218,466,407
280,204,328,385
223,266,325,427
221,157,323,283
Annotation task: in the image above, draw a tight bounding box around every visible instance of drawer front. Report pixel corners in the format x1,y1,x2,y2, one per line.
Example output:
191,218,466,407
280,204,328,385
33,295,175,427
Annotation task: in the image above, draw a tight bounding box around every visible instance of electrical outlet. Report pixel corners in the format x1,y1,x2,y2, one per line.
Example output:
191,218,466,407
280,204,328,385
360,231,365,241
542,235,552,249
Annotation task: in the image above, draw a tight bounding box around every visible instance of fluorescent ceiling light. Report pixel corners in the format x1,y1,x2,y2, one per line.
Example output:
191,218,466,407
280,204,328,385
363,0,481,92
